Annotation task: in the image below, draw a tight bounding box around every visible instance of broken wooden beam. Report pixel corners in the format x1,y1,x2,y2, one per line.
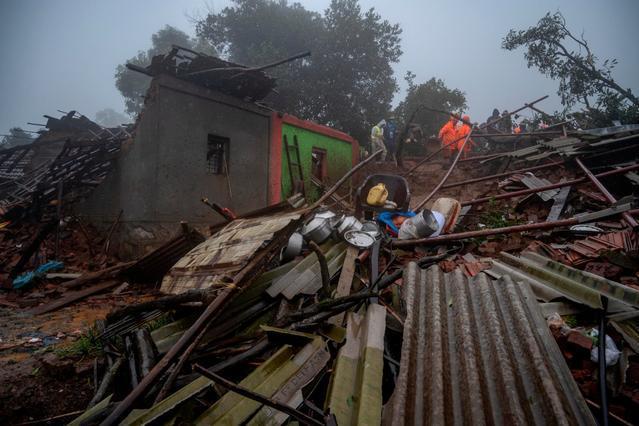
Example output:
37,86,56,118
61,262,136,290
28,280,121,315
328,246,358,326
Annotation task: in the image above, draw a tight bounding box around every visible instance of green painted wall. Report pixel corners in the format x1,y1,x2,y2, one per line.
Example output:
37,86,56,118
281,123,354,201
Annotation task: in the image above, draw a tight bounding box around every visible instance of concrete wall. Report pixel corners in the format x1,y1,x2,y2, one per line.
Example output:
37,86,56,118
78,75,272,257
280,123,355,202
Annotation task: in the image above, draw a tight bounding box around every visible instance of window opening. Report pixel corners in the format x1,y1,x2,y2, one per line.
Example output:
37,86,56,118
311,147,327,181
207,134,229,175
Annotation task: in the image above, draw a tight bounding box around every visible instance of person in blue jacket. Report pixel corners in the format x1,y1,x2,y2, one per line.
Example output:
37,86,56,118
383,117,397,161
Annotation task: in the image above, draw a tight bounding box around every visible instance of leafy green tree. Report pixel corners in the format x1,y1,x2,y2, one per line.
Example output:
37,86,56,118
395,73,467,138
196,0,402,143
1,127,34,150
94,108,131,127
115,25,214,117
503,12,638,126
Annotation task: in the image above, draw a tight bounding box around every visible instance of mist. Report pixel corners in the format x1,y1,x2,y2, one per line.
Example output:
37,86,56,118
1,0,638,134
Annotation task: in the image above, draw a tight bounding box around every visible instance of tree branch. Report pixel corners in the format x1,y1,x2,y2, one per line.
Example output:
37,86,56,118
552,41,638,106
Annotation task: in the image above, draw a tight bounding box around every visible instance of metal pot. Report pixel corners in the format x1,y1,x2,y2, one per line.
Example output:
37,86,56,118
301,216,333,244
281,232,304,261
315,210,337,220
337,216,362,236
344,230,375,249
361,221,381,240
411,210,439,238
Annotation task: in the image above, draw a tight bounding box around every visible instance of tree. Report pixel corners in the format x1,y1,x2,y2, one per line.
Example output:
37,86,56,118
115,25,214,117
502,12,638,126
395,73,467,139
1,127,34,150
196,0,402,143
94,108,131,128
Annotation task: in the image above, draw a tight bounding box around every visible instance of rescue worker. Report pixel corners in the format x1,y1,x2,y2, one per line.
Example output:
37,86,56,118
383,117,397,161
456,115,473,159
370,120,387,160
500,110,513,133
513,123,522,134
486,108,500,131
438,115,459,159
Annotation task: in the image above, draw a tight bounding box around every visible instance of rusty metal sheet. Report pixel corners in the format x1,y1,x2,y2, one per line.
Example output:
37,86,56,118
383,263,595,425
161,212,301,294
519,174,559,201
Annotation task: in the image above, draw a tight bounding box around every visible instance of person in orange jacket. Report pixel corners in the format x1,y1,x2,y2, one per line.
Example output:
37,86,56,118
438,116,459,159
456,115,473,158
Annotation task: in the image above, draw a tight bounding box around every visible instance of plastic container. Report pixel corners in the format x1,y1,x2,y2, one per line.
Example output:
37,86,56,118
366,183,388,206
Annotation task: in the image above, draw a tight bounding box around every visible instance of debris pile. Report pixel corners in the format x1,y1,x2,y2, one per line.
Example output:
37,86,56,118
0,96,638,426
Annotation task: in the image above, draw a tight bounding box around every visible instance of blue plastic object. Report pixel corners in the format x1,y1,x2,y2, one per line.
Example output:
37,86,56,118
12,260,64,289
377,211,416,234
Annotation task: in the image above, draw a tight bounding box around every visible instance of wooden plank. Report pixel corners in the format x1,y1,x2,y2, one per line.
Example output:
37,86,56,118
29,280,120,315
61,262,135,289
328,246,358,326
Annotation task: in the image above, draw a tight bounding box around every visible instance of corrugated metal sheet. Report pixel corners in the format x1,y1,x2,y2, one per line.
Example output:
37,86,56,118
161,212,301,294
519,174,559,201
500,251,639,309
327,304,386,426
384,263,595,425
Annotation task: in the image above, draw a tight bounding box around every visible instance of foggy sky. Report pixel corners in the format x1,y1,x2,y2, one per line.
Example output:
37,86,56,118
1,0,638,135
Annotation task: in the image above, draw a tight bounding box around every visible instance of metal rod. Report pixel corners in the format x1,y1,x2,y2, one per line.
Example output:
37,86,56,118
393,208,639,247
598,296,609,426
414,126,475,210
575,158,638,228
461,163,639,207
441,160,564,190
193,364,324,426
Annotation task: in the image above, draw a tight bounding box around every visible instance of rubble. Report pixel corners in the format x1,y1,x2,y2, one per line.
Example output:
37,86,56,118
1,54,639,425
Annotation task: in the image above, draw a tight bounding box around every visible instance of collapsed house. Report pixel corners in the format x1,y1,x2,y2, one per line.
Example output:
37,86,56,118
77,47,358,256
1,48,639,425
0,111,129,219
